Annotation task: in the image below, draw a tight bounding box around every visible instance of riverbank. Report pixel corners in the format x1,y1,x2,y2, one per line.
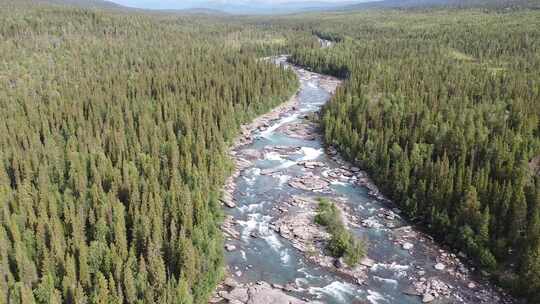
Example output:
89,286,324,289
214,57,513,304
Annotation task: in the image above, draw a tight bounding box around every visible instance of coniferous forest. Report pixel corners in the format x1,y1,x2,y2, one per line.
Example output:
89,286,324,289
0,3,299,303
288,9,540,301
1,1,540,303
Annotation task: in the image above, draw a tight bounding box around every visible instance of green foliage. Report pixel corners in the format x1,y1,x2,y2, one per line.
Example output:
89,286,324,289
0,3,298,303
288,8,540,300
315,198,366,266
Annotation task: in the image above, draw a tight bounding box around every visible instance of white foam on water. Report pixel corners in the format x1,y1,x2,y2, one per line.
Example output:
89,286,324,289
339,175,350,181
307,82,318,89
264,151,284,161
259,114,299,138
280,249,291,264
276,174,291,187
372,276,398,288
246,166,260,174
243,167,261,186
263,233,283,252
367,290,388,304
309,281,358,303
263,152,298,172
299,147,324,161
238,213,273,242
238,202,265,213
330,180,347,186
274,160,297,171
295,278,309,290
298,267,317,279
237,213,261,241
240,250,247,261
371,262,409,278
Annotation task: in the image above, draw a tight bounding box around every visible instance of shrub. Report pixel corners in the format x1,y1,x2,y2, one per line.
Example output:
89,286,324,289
315,198,366,266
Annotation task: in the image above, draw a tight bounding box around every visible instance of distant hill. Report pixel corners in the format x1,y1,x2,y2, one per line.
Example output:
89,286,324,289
346,0,540,9
180,7,227,14
169,1,366,15
2,0,230,15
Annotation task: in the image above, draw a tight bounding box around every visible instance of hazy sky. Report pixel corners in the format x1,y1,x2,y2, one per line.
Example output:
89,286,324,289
109,0,356,10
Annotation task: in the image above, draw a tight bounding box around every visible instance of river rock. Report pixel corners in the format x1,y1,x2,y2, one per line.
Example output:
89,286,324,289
225,244,237,252
221,191,236,208
272,284,284,290
221,215,240,239
225,287,249,303
403,286,422,296
288,175,329,191
334,258,345,269
360,257,375,268
402,242,414,250
434,263,446,271
422,293,435,303
224,278,238,288
299,161,325,169
247,284,306,304
242,149,262,160
283,283,298,292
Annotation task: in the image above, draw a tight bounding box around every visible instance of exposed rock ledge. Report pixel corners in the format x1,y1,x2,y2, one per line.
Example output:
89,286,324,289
271,196,369,285
211,279,305,304
220,83,301,210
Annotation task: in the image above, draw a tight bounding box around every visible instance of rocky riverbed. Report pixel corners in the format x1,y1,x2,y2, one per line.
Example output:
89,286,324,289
214,56,514,304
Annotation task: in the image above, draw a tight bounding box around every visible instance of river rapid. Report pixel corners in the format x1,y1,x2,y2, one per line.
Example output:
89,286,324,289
215,56,514,304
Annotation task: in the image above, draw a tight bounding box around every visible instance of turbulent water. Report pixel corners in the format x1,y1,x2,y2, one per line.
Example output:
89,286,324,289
222,57,510,304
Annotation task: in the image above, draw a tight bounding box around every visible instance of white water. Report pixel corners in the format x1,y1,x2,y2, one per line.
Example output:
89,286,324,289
309,282,360,303
259,113,299,138
367,289,389,304
299,147,324,161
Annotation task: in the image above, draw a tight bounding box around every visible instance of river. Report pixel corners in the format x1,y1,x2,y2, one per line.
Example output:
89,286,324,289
216,56,513,304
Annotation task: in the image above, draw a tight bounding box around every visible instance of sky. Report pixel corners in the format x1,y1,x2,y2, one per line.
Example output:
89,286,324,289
108,0,358,10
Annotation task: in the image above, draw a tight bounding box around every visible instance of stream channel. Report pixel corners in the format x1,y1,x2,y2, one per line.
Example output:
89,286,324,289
217,56,513,304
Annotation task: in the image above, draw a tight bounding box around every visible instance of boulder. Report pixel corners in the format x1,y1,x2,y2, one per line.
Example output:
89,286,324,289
224,278,238,288
422,293,435,303
226,287,249,303
402,242,414,250
246,284,306,304
360,257,375,268
272,284,284,290
334,258,345,269
221,191,236,208
225,244,237,252
434,263,446,271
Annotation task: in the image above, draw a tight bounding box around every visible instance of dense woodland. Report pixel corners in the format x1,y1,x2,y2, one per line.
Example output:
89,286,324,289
287,9,540,301
2,1,540,303
0,4,299,303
